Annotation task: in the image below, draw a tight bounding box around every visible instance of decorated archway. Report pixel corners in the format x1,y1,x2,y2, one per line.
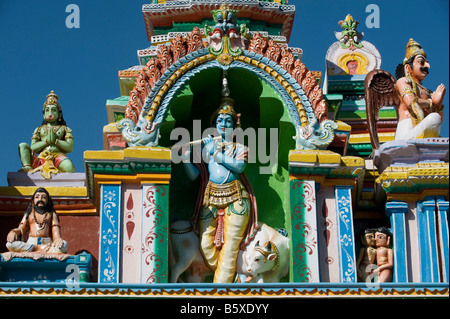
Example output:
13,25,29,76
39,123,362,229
160,64,296,229
117,28,336,151
88,7,344,284
114,26,339,229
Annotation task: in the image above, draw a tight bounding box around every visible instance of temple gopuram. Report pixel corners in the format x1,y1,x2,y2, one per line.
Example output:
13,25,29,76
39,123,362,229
0,0,448,300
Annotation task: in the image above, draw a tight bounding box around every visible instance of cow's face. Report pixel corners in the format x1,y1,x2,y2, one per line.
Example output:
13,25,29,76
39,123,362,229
245,241,277,276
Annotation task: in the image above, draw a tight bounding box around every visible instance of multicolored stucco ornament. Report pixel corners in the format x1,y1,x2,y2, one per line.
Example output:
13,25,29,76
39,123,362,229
204,3,249,60
336,14,364,50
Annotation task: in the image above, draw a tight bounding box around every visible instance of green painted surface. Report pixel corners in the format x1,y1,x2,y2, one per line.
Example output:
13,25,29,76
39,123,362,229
324,94,343,115
152,18,283,37
106,96,130,106
327,80,365,94
114,112,125,122
346,143,373,157
155,184,169,283
289,179,308,282
338,109,397,121
87,160,171,175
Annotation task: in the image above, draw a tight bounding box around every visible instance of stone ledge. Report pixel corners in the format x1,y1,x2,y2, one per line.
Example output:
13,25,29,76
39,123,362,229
7,172,86,187
0,252,91,283
0,282,447,298
374,138,449,172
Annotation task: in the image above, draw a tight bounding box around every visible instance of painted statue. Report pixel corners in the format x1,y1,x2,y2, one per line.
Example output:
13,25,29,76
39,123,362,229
169,220,213,283
356,228,377,282
19,90,75,179
394,39,445,140
180,78,258,283
356,227,393,283
373,227,394,283
169,220,289,283
326,14,381,77
236,222,290,283
365,39,445,149
6,187,68,254
204,3,248,59
335,14,364,51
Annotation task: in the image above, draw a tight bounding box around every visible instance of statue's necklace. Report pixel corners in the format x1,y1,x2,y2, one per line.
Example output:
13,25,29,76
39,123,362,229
33,211,50,231
406,74,432,97
217,141,235,153
42,125,61,133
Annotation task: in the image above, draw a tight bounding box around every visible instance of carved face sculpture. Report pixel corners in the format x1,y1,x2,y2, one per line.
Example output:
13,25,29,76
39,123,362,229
215,11,225,28
363,231,376,247
407,54,430,83
375,231,390,248
44,104,60,124
33,191,50,214
31,187,54,215
34,191,48,207
245,242,277,278
212,4,238,34
215,113,235,138
226,12,236,26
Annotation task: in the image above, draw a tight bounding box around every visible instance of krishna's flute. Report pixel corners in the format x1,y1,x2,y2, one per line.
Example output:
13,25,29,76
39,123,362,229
171,135,221,150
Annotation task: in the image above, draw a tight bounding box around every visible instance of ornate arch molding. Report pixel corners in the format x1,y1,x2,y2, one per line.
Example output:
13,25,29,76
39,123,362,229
118,28,336,150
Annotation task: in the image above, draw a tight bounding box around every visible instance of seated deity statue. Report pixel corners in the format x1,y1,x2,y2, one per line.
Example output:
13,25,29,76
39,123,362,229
6,187,68,254
19,90,75,179
394,39,446,140
179,79,258,283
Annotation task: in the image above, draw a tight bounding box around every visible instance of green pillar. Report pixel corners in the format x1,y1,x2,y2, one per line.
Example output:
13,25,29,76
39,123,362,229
141,184,169,283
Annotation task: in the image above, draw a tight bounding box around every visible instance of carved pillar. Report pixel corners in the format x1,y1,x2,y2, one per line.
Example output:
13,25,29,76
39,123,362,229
417,198,440,282
335,186,357,283
141,184,169,283
317,187,340,282
121,185,143,283
98,182,122,283
289,179,320,282
85,147,172,283
385,201,409,282
436,197,449,282
288,150,364,283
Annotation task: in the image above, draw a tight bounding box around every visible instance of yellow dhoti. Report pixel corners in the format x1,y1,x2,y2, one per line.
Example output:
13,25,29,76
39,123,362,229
199,180,250,283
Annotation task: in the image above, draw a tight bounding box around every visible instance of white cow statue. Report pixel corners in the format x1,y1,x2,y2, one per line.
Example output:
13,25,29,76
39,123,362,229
169,220,212,283
169,220,289,283
236,222,290,283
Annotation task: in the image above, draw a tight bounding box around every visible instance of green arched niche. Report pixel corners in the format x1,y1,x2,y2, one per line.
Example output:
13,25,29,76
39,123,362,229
162,66,295,232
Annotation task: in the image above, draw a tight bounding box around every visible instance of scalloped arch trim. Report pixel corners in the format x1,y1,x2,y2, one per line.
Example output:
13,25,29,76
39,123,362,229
124,28,328,130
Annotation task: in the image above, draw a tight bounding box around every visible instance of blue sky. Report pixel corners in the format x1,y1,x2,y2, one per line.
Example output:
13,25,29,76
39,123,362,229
0,0,448,183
